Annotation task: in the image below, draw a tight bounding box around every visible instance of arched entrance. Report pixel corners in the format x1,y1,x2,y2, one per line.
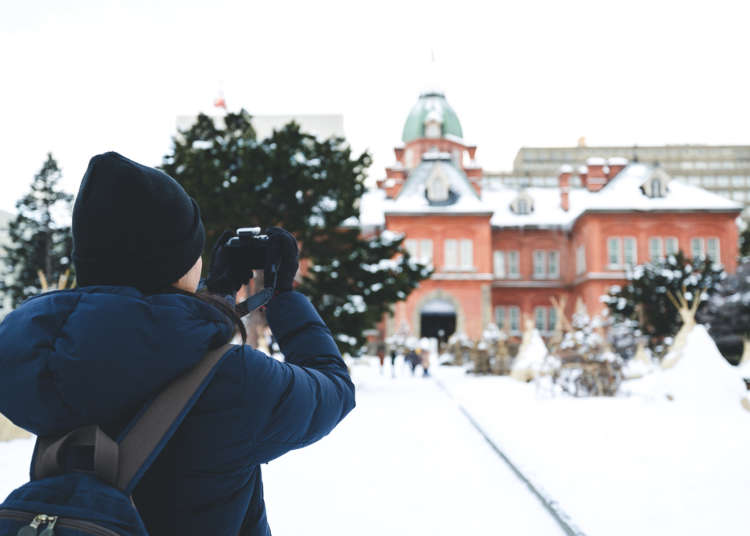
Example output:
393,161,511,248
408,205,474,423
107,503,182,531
420,298,456,342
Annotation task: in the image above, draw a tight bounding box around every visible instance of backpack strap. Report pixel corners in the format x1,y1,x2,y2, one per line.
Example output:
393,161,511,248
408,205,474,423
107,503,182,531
32,343,236,494
116,342,236,493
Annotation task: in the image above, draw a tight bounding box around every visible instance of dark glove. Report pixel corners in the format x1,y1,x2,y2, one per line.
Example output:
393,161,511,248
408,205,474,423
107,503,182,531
263,227,299,291
205,229,255,295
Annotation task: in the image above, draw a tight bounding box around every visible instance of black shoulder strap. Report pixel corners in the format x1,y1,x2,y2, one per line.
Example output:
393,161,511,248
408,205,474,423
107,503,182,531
33,343,236,494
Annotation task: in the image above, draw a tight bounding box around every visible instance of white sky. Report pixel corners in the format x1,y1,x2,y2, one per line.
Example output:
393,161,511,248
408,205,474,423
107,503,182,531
1,0,748,214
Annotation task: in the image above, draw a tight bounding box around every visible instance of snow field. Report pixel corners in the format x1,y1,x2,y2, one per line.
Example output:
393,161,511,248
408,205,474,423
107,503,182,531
435,364,750,536
263,358,565,535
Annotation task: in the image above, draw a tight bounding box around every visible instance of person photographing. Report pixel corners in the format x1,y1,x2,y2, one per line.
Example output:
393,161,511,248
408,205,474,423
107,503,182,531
0,152,355,535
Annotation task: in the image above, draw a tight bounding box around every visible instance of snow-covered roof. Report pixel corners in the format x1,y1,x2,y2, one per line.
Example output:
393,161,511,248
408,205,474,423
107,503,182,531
488,163,741,229
383,156,491,216
357,163,741,229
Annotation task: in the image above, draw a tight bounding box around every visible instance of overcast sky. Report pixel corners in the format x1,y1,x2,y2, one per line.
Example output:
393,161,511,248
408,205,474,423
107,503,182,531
1,0,748,214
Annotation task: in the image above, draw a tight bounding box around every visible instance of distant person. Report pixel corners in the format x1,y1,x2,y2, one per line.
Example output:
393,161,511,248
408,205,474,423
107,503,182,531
406,349,419,375
377,342,386,375
390,349,397,378
421,349,431,377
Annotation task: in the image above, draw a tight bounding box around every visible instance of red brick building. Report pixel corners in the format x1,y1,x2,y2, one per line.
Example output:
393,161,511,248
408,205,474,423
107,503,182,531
361,91,742,341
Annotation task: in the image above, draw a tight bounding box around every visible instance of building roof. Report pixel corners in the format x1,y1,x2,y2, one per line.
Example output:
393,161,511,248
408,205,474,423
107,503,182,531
359,163,742,229
385,155,490,216
402,92,463,143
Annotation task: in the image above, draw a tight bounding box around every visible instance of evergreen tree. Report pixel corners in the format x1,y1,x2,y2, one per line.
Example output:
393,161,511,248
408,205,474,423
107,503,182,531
1,154,73,308
740,225,750,258
162,111,431,354
603,252,724,350
697,259,750,362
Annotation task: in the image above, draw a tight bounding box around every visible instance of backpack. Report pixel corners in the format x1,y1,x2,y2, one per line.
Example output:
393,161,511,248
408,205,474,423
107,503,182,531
0,343,235,536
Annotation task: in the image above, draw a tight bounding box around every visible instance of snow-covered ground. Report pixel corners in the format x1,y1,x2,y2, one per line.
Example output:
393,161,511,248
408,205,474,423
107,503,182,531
1,349,748,535
263,359,564,535
435,367,750,535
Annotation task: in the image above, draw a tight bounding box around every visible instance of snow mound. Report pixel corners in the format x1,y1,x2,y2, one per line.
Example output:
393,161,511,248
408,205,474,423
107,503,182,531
622,346,655,380
511,330,548,382
627,326,747,411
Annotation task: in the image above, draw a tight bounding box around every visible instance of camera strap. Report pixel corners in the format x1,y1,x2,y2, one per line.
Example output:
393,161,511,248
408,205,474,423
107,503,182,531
235,288,273,317
234,263,279,317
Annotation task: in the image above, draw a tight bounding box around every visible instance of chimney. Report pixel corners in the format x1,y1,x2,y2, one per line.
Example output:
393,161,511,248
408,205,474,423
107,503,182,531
607,157,628,179
394,146,405,164
585,157,607,192
382,167,407,198
559,165,572,211
578,165,588,190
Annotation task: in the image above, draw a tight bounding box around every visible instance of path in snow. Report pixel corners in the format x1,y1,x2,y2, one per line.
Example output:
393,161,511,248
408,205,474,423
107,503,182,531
263,360,565,535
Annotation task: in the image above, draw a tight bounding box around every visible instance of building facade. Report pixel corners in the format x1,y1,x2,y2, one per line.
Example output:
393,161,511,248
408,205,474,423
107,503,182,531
361,92,742,341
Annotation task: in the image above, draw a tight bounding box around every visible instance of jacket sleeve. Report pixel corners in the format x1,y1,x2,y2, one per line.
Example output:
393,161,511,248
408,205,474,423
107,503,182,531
240,291,355,464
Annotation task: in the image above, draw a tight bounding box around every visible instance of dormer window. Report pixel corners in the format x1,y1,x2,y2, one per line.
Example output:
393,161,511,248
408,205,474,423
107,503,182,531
425,119,441,138
426,166,450,202
641,168,670,199
511,191,534,215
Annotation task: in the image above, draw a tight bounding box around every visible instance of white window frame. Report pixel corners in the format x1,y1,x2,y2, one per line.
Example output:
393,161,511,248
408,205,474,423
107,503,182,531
495,306,506,329
516,198,530,215
548,306,558,333
509,306,521,334
548,251,560,279
420,239,433,264
623,237,637,266
649,237,663,263
508,251,520,279
607,237,622,267
533,250,546,279
444,239,458,269
459,239,473,269
534,307,546,332
690,237,705,259
493,251,506,278
405,239,418,259
706,237,720,262
665,237,679,256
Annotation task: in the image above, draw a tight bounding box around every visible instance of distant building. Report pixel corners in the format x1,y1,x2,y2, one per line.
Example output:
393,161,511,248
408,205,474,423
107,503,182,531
360,91,742,341
176,113,345,141
489,144,750,208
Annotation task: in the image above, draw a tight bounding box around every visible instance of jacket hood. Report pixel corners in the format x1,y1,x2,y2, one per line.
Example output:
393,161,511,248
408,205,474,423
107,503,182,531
0,286,233,437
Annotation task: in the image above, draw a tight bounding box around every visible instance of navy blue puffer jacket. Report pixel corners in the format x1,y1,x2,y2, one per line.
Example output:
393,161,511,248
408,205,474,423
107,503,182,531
0,286,355,535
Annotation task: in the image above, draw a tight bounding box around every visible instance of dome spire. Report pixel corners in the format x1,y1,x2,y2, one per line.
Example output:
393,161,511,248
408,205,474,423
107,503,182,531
420,48,444,97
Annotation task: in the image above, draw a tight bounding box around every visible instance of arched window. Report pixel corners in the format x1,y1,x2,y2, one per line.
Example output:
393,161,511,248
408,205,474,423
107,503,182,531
425,120,441,138
511,193,534,215
427,172,449,202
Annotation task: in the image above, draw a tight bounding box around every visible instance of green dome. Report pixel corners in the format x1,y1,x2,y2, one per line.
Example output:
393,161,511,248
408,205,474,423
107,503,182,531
401,91,463,143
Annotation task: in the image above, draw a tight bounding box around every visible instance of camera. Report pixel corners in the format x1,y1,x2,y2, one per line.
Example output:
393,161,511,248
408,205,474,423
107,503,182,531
225,227,270,270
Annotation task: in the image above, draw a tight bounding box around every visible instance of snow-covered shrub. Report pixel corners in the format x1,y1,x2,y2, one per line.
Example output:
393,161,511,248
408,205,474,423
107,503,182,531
544,312,624,396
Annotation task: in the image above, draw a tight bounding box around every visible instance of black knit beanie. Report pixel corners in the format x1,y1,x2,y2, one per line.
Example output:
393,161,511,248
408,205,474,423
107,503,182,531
72,152,205,293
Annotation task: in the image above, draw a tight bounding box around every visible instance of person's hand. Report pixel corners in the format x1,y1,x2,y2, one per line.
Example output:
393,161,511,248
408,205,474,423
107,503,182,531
263,227,299,292
205,229,254,295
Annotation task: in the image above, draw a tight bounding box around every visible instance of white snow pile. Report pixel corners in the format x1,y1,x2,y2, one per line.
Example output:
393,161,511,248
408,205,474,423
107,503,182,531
621,345,655,379
511,329,548,382
736,353,750,380
626,325,748,411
